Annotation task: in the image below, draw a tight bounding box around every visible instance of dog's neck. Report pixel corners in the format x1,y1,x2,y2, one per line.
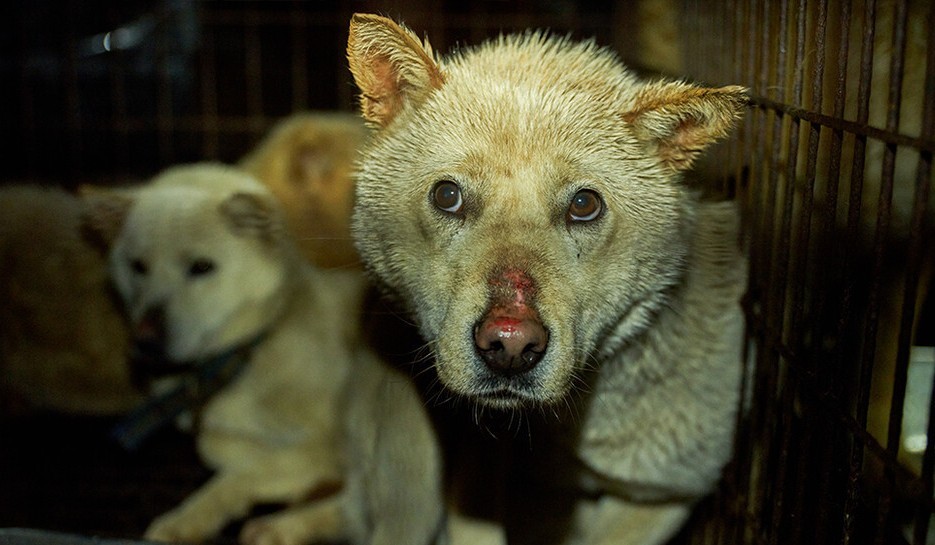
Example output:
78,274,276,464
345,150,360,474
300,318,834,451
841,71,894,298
111,328,271,451
551,200,748,502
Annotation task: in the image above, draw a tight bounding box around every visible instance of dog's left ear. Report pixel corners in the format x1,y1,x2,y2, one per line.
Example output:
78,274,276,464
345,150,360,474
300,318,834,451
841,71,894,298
347,13,445,127
623,82,747,172
220,192,282,243
80,188,135,252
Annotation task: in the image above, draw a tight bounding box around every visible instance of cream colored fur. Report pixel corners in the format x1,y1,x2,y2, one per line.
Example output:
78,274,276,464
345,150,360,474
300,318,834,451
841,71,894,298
240,112,369,270
92,163,444,545
347,14,747,545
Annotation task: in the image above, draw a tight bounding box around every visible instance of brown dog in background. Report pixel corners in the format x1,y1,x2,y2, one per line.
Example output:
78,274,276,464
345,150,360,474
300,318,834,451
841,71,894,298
0,185,139,415
241,112,369,270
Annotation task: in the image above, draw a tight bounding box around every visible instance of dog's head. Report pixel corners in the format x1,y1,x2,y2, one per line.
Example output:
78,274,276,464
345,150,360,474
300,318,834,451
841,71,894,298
239,112,369,269
87,164,291,366
347,14,746,409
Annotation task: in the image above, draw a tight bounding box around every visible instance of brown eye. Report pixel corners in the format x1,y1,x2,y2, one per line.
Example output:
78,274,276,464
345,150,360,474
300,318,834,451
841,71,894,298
432,180,463,215
188,258,216,277
567,189,603,222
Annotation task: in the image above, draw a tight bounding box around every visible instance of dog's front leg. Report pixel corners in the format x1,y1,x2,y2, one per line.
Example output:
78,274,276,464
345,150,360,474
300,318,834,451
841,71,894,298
239,495,346,545
145,471,258,543
570,496,691,545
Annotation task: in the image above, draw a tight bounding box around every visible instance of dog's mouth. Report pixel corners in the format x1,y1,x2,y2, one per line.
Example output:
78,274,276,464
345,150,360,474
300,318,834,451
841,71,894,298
470,374,545,409
130,339,194,379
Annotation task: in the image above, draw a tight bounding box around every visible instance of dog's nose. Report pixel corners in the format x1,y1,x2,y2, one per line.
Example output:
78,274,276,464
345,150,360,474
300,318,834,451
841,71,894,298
474,314,549,377
134,306,167,354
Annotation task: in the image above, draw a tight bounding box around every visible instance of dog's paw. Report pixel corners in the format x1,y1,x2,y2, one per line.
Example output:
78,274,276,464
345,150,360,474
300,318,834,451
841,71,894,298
239,500,344,545
145,508,223,544
239,517,302,545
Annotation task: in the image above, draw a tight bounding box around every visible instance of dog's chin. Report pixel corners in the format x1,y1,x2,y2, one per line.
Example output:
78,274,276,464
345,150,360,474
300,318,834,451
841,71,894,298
461,373,566,410
472,386,538,410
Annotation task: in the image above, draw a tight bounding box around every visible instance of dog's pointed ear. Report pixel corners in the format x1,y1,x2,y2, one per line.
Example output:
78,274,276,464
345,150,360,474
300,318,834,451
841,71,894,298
623,82,747,172
347,13,445,127
220,192,282,242
80,188,135,252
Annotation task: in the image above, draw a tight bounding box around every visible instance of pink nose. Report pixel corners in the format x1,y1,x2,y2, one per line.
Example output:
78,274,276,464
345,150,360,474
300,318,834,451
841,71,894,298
474,313,549,377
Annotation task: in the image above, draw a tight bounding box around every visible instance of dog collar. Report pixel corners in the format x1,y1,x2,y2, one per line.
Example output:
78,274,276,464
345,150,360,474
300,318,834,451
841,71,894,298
110,331,269,451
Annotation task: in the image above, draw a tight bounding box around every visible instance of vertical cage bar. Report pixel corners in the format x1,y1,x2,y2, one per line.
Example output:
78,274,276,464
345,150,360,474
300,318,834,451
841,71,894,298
761,0,794,540
785,1,824,542
878,0,910,459
910,2,935,543
744,2,777,542
767,0,806,539
842,1,879,543
866,1,911,542
726,0,756,541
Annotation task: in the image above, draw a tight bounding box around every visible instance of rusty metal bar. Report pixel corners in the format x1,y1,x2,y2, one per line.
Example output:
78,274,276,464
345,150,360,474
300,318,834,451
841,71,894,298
878,0,910,458
746,95,935,153
910,3,935,542
725,0,758,541
786,1,825,542
744,2,780,541
762,3,794,541
767,0,808,538
865,1,911,542
842,2,879,541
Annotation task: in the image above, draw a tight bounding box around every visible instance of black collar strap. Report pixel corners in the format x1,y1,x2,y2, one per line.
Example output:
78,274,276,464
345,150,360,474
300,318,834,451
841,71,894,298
110,331,269,451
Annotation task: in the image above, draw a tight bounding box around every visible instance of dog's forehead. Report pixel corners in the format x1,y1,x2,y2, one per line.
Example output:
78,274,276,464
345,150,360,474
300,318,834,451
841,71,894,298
120,187,225,250
415,47,641,179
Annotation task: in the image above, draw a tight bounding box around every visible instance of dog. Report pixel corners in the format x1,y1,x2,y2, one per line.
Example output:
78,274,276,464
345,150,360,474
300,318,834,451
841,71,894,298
0,184,139,415
88,163,444,545
347,14,747,545
240,112,369,270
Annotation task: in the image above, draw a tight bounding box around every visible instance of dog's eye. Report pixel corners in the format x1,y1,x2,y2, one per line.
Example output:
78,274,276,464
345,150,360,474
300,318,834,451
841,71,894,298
188,258,216,277
567,189,603,222
431,180,463,215
130,259,148,275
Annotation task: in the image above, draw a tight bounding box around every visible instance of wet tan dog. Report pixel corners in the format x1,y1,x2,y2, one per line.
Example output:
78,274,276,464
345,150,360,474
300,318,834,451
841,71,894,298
347,14,747,545
91,163,444,545
0,185,138,415
240,112,369,270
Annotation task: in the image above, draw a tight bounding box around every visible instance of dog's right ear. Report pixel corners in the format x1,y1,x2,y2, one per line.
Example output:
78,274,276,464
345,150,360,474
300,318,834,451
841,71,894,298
220,192,283,243
80,188,134,252
347,13,445,127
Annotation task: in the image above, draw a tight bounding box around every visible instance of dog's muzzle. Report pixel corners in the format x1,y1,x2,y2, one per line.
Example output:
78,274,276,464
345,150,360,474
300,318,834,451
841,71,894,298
473,267,549,379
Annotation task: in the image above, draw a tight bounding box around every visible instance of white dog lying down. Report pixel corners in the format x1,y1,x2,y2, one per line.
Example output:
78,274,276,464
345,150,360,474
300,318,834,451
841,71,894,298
88,163,445,545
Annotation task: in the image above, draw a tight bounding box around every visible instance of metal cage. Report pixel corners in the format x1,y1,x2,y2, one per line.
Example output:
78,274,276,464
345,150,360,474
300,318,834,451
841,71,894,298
1,1,933,543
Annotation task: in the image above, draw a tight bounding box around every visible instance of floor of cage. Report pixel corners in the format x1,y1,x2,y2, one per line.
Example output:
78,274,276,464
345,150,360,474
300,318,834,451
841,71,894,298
0,413,229,543
0,411,714,545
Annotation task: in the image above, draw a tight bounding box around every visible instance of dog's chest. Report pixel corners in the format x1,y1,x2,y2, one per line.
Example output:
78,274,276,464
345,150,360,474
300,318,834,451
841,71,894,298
198,334,348,452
